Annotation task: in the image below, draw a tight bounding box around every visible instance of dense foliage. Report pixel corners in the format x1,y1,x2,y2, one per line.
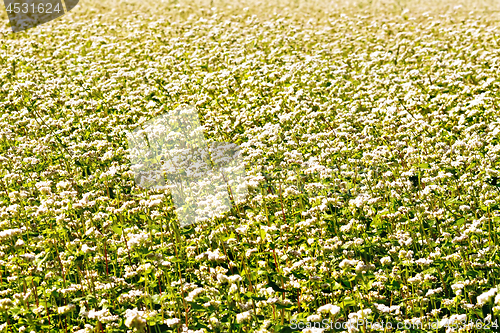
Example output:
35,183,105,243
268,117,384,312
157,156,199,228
1,0,500,332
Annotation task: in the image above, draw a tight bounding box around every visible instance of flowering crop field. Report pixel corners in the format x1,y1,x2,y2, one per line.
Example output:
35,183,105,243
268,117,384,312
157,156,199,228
3,0,500,332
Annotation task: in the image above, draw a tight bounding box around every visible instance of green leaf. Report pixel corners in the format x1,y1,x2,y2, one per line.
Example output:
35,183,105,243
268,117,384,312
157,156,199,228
170,257,183,263
244,292,266,301
471,308,484,318
331,282,343,290
192,322,210,329
338,278,351,289
291,271,307,280
361,279,374,290
390,280,401,289
275,303,295,310
260,228,267,240
267,279,290,293
222,232,236,241
466,162,477,171
341,297,356,307
422,267,437,275
111,224,122,235
454,217,465,226
189,303,206,311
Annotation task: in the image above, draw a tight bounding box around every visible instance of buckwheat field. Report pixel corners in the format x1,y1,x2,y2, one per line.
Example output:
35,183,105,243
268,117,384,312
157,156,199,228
2,0,500,332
